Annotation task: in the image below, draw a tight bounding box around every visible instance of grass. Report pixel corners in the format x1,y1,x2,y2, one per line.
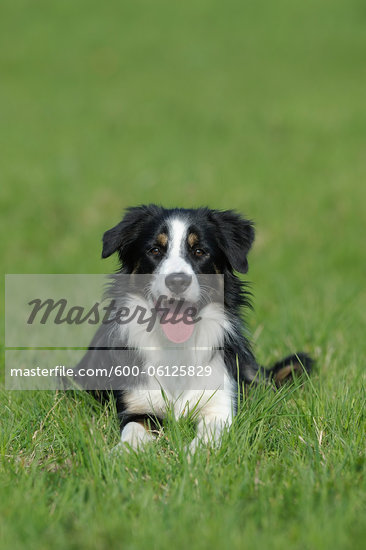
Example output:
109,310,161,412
0,0,365,548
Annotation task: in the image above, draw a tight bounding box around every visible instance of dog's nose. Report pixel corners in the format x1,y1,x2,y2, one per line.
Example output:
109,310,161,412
165,272,192,295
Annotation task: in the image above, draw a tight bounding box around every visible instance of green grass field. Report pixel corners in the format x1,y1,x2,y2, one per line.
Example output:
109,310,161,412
1,1,365,548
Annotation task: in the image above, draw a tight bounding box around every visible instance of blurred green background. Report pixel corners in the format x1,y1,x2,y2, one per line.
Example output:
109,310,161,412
1,1,365,548
1,0,365,360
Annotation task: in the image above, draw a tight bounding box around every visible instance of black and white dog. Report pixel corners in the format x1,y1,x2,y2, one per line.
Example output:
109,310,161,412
75,205,312,451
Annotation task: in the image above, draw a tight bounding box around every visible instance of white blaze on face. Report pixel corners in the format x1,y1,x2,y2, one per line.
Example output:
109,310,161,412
160,218,192,275
151,217,200,303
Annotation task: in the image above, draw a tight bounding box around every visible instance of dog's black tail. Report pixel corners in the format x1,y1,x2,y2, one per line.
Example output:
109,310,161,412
265,352,314,388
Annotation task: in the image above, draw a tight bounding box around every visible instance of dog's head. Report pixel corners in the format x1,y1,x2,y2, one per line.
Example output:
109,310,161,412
102,205,255,343
103,203,254,270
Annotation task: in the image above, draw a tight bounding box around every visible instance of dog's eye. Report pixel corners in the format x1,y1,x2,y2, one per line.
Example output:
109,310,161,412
194,248,205,257
149,247,162,256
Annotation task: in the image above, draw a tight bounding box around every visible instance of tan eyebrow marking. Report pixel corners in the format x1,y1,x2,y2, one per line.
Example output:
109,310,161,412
156,233,168,247
132,260,140,274
188,233,199,247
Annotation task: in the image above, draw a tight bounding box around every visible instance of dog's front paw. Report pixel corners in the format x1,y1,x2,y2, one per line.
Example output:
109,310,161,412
187,417,228,457
112,421,156,454
188,436,201,455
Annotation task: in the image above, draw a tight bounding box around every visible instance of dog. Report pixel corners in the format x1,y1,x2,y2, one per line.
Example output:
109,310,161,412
73,204,312,451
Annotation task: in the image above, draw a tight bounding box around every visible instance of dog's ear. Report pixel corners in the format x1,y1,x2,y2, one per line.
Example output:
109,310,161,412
209,209,255,273
102,205,160,259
